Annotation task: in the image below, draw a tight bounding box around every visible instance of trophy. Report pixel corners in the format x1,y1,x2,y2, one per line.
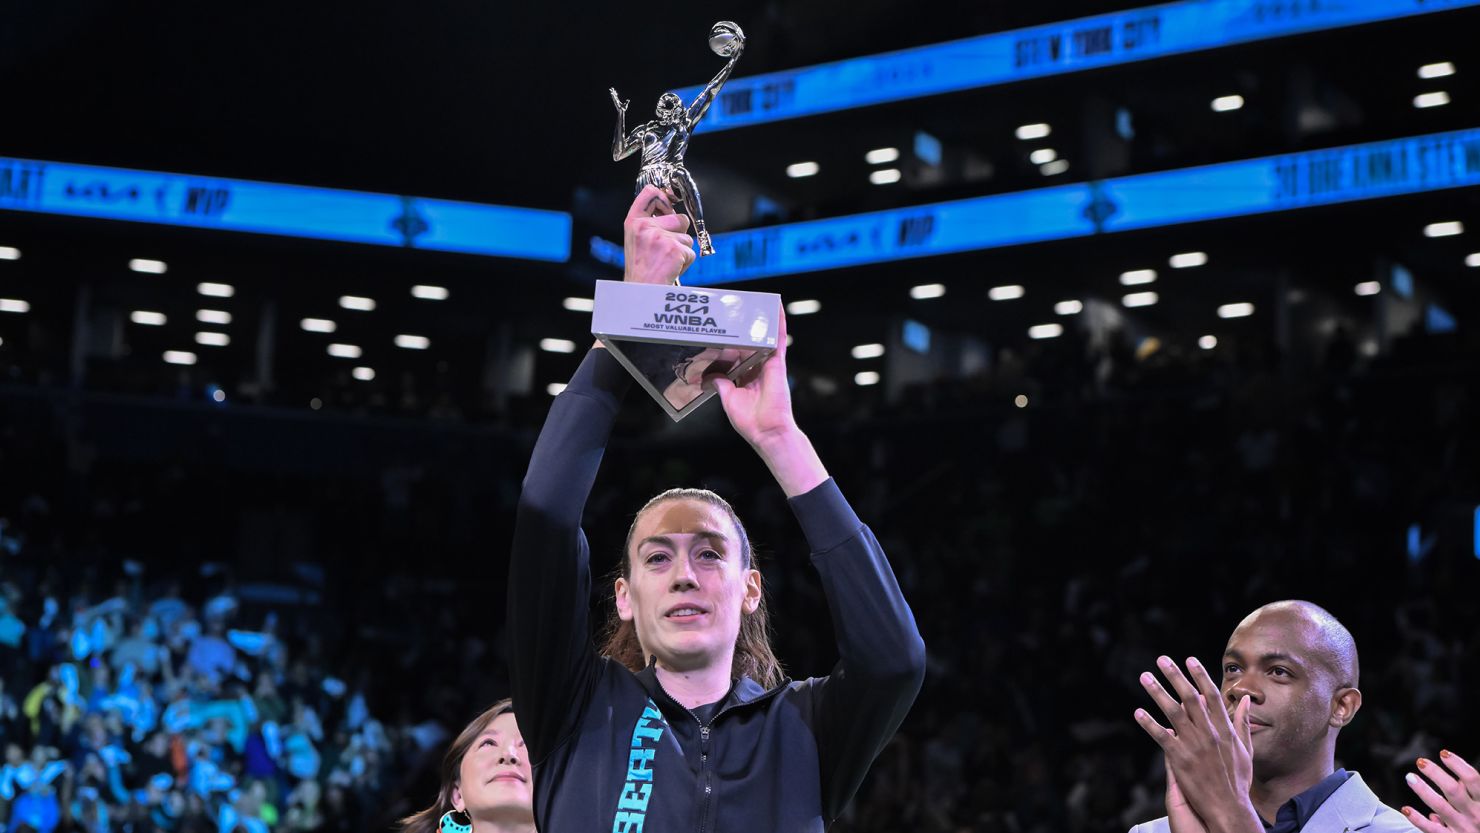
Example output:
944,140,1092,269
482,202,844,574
598,21,783,422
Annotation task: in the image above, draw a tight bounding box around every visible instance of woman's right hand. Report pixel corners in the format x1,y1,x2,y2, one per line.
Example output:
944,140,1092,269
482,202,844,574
624,185,694,285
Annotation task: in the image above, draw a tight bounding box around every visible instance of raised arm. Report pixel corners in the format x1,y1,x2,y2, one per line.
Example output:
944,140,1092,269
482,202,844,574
609,88,642,161
684,44,743,127
710,315,927,820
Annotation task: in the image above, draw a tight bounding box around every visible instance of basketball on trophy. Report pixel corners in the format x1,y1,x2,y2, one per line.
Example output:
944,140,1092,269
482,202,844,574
709,21,745,57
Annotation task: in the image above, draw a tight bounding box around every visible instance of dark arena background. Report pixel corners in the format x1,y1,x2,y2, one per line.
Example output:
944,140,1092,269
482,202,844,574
2,1,1479,831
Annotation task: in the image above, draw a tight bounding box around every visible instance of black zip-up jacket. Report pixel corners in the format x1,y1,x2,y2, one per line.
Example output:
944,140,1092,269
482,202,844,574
509,348,926,832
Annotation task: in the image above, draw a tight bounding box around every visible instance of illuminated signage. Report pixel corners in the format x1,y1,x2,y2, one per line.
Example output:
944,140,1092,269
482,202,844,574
670,0,1480,132
682,127,1480,285
0,157,571,262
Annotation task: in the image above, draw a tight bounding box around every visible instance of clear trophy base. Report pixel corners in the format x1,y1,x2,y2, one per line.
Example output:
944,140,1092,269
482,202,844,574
592,280,782,421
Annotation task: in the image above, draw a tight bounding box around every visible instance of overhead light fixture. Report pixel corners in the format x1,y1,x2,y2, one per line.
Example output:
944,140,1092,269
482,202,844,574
1169,251,1208,268
786,161,820,178
546,382,568,396
869,168,902,185
851,343,885,359
411,285,449,300
1014,394,1029,408
0,247,19,261
300,318,337,333
129,258,168,274
162,350,197,365
1054,300,1083,315
1354,281,1382,296
865,147,900,164
1029,148,1057,164
1424,220,1463,237
1028,323,1063,339
352,367,376,381
540,338,577,354
197,310,232,325
394,334,430,350
988,284,1025,301
197,282,235,298
195,332,230,347
1217,302,1255,318
1119,269,1157,286
130,311,167,326
786,299,821,315
1466,253,1480,267
1418,61,1456,79
854,371,880,386
1211,94,1244,112
339,295,376,311
0,299,30,313
909,283,946,300
1198,335,1218,350
1122,291,1159,308
1414,91,1451,108
1015,123,1051,140
327,343,362,358
562,297,595,312
1039,159,1070,176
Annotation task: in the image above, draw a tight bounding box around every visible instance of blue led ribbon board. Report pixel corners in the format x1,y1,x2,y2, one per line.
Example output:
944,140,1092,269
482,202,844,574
671,0,1480,132
0,157,572,262
681,127,1480,286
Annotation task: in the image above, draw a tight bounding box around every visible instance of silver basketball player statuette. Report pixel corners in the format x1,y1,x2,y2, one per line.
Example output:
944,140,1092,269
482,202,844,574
609,21,744,257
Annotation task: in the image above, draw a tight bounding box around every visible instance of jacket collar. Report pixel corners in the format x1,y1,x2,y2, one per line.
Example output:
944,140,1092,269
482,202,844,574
1306,772,1383,832
635,660,787,712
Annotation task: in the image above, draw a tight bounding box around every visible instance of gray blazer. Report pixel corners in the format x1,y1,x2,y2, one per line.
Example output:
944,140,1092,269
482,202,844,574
1128,773,1415,833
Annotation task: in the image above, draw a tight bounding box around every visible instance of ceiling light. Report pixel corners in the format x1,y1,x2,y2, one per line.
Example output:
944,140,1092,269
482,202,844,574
327,343,362,358
1211,95,1244,112
197,310,232,325
909,283,946,299
540,338,577,354
129,259,168,274
0,299,30,313
1028,323,1063,339
1014,394,1028,408
0,247,19,261
1217,302,1255,318
411,285,449,300
854,371,880,386
1418,61,1456,79
1054,300,1083,315
1169,251,1208,268
394,334,430,350
195,332,230,347
1029,148,1057,165
163,350,196,365
1015,123,1051,140
353,367,376,381
1354,281,1381,296
1119,269,1157,286
546,382,567,396
1414,91,1450,109
130,311,167,326
1122,291,1159,307
1039,159,1070,176
1424,220,1463,237
786,161,820,178
562,297,595,312
869,168,902,185
786,299,821,315
197,282,234,298
851,343,885,359
865,147,900,164
1466,253,1480,267
339,295,376,311
988,285,1025,301
1198,335,1218,350
300,318,337,333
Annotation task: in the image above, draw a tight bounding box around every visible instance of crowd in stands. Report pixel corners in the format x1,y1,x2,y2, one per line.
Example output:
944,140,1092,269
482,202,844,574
0,323,1475,832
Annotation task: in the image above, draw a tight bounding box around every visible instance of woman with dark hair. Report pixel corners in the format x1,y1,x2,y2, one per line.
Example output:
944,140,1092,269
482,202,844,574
508,186,926,832
399,700,534,833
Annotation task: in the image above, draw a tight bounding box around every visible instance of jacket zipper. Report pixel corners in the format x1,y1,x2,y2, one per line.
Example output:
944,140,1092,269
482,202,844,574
679,704,715,833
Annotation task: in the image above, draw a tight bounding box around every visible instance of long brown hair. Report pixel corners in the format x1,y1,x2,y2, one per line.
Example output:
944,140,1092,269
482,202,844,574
398,699,515,833
599,488,785,689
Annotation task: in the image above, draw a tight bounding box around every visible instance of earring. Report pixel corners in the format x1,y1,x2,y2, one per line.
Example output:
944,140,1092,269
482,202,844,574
439,810,472,833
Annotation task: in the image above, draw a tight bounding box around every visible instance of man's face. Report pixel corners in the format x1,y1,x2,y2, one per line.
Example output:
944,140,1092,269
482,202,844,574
616,499,760,672
1220,609,1344,777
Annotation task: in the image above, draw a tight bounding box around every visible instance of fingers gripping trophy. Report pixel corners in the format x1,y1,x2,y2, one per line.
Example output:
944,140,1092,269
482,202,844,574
609,21,744,257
